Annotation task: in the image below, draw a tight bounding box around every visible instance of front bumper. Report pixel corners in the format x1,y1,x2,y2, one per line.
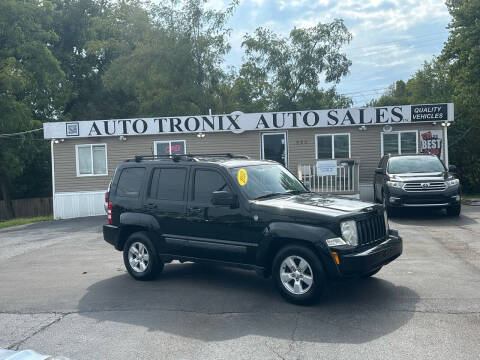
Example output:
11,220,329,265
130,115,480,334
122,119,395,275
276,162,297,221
103,224,121,250
339,234,402,276
322,230,403,278
386,186,460,208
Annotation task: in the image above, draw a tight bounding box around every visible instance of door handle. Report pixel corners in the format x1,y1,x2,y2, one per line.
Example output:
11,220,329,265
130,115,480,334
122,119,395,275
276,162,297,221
188,207,203,215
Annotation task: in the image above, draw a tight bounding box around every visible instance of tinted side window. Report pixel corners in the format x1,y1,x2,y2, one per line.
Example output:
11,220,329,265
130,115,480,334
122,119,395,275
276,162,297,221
150,168,187,201
194,169,230,203
116,167,145,198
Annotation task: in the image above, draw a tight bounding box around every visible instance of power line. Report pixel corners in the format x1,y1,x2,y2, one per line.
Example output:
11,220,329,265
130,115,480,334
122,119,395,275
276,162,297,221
345,32,448,52
0,128,43,138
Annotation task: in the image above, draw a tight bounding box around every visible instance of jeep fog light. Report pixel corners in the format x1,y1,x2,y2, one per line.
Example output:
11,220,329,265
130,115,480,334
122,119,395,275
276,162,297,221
326,237,347,247
340,220,358,246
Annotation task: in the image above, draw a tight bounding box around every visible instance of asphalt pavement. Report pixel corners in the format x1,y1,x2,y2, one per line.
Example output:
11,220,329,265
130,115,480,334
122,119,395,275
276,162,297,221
0,207,479,359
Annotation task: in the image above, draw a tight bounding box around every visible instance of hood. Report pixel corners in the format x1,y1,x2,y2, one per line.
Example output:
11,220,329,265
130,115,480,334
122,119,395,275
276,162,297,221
254,192,380,218
389,171,449,182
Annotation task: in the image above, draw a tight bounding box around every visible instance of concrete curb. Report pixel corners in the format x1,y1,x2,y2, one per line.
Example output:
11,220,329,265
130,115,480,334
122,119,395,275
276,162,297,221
462,199,480,206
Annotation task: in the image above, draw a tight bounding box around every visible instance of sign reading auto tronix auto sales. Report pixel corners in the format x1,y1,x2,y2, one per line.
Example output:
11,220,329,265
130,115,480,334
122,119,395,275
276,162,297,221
43,103,454,139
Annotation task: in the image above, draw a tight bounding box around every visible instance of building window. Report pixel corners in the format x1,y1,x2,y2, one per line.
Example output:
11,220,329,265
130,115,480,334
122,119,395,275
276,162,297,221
154,140,186,156
382,131,418,156
76,144,108,176
316,134,350,159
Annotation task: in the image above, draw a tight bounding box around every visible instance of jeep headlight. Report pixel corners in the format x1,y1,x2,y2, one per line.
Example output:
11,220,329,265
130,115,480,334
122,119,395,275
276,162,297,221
386,181,404,189
447,179,459,187
340,220,358,246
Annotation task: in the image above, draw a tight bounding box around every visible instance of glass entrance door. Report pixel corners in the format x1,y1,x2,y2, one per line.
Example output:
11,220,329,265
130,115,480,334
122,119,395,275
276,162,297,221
261,132,287,166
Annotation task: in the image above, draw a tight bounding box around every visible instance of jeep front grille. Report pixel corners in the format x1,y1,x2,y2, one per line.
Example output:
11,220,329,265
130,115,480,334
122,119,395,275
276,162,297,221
403,182,447,192
357,214,386,245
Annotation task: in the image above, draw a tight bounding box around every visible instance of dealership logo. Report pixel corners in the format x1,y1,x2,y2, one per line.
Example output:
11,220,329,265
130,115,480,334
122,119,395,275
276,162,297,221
66,122,79,136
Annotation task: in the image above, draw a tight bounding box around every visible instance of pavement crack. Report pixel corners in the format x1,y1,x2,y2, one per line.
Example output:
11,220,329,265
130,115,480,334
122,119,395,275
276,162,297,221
264,340,288,360
7,312,71,351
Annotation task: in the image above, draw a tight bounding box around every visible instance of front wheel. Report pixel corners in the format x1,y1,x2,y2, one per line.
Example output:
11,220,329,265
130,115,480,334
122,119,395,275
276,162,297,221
361,267,382,278
447,204,461,217
382,190,398,217
272,245,326,305
123,232,163,281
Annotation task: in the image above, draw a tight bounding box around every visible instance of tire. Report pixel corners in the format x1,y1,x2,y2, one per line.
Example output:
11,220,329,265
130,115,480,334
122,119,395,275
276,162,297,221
361,267,382,278
382,190,398,217
272,245,326,305
123,231,163,281
447,204,461,217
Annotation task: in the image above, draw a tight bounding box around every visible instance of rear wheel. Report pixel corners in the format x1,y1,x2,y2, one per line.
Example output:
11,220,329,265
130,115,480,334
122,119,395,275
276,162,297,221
273,245,326,305
123,232,163,281
447,204,461,217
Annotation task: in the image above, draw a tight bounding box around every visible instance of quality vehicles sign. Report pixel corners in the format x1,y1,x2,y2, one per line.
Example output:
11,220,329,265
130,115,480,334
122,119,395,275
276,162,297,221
43,103,454,139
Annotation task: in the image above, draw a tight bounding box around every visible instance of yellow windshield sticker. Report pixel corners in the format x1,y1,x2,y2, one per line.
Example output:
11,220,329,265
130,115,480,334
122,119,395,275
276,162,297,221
237,168,248,186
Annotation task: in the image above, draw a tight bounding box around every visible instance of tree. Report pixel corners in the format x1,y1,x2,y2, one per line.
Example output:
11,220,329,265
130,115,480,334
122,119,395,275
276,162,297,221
103,0,238,116
51,0,142,121
241,20,352,111
441,0,480,192
0,0,66,216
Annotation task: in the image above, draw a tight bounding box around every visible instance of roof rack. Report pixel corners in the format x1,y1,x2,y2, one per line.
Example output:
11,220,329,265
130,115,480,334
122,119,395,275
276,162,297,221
124,153,250,163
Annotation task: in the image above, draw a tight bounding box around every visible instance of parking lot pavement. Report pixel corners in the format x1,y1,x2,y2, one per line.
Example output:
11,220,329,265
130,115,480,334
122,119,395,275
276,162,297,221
0,208,479,360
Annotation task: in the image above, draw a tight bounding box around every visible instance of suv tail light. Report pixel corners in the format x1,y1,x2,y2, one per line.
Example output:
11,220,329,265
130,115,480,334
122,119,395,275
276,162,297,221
105,190,109,203
107,201,113,224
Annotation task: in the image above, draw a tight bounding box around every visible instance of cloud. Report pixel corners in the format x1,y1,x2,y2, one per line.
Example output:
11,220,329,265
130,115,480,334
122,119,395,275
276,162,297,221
224,0,450,105
296,0,449,32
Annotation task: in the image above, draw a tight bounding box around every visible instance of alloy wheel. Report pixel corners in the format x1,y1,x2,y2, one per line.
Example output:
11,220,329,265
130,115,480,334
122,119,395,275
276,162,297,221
128,242,150,273
279,255,314,295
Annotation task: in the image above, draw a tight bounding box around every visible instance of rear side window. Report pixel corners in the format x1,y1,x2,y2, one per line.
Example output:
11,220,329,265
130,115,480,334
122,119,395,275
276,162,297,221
116,167,145,198
194,169,230,203
150,168,187,201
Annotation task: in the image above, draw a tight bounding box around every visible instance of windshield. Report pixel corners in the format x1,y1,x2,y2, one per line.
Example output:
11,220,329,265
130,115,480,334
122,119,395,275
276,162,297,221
228,164,307,200
387,156,445,174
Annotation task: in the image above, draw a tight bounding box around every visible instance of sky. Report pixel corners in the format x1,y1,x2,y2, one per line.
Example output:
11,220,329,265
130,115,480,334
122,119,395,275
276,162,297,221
206,0,451,106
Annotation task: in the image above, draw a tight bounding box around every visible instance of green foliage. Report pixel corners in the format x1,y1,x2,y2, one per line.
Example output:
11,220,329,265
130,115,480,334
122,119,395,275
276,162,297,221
102,0,239,116
368,59,452,107
241,19,352,111
0,0,66,212
442,0,480,192
0,216,53,229
370,0,480,193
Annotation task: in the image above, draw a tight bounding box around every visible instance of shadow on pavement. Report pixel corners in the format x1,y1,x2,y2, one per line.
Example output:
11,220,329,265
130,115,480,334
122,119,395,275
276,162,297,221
389,206,477,227
78,262,419,344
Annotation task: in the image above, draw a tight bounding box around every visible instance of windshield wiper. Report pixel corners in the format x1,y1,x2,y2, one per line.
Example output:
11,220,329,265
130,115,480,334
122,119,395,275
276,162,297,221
254,192,287,200
254,190,309,200
286,190,310,195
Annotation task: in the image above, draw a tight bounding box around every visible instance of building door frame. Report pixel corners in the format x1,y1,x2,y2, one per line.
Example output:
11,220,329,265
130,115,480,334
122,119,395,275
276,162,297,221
260,131,288,167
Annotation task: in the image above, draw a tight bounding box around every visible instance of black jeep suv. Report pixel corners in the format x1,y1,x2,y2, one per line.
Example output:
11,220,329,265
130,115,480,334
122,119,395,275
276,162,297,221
373,154,461,216
103,153,402,304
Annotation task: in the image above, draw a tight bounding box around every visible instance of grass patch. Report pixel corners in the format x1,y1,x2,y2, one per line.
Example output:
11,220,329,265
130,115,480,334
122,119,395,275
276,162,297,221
463,194,480,200
0,216,53,229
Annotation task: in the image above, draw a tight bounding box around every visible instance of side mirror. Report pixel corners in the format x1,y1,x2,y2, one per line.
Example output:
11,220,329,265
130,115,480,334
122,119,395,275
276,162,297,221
211,191,237,207
448,164,457,173
375,168,385,175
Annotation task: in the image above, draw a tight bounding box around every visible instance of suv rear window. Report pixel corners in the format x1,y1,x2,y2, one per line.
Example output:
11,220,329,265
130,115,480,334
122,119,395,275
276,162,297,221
116,167,146,198
150,168,187,201
194,169,230,203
